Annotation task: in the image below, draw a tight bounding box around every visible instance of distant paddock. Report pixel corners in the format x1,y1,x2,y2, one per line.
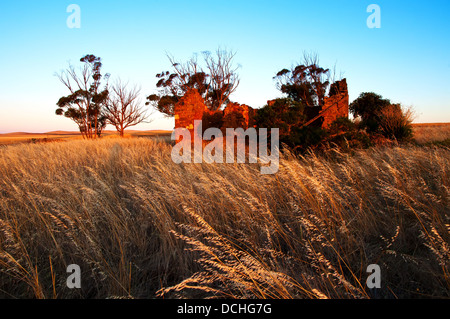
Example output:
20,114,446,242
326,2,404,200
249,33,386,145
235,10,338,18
412,123,450,144
1,124,449,147
0,130,173,147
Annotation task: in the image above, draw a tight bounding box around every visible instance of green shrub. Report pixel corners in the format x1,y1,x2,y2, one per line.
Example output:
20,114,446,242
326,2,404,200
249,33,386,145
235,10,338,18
349,92,391,133
254,98,328,150
324,117,373,150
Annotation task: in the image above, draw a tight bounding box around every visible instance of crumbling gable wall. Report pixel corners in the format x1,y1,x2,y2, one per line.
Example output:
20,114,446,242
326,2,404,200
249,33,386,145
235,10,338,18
174,88,207,133
321,79,349,128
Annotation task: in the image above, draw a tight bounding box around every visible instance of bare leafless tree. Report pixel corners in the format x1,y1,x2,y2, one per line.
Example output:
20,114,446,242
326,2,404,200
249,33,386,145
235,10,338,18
202,48,240,111
105,79,151,137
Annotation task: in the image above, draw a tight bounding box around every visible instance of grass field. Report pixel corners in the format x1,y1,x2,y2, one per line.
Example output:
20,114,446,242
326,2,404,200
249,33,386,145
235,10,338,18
1,123,449,147
411,123,450,145
0,130,172,146
0,128,449,299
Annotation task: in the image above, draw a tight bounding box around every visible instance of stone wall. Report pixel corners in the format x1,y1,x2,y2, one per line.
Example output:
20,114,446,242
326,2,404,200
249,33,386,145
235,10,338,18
321,79,349,129
173,79,349,136
174,88,207,134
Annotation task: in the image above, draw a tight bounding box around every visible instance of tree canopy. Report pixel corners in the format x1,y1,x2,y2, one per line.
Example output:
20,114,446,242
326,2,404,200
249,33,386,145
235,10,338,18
55,54,110,138
349,92,391,132
274,53,331,107
146,48,240,116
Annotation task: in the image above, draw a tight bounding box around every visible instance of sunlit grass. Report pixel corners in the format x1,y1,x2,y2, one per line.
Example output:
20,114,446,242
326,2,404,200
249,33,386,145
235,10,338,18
413,123,450,145
0,137,448,299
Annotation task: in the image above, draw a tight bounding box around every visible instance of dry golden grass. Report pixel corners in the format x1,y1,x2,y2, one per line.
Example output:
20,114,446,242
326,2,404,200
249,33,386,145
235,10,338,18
412,123,450,144
0,130,172,146
0,137,448,299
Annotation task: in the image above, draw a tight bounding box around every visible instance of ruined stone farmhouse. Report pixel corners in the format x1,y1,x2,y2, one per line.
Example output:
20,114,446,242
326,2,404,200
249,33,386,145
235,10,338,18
174,78,349,136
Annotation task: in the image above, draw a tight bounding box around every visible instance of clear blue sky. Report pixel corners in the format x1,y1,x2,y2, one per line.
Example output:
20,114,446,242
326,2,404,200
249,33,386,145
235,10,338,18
0,0,449,133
